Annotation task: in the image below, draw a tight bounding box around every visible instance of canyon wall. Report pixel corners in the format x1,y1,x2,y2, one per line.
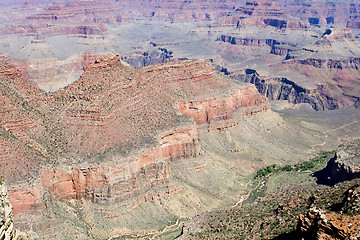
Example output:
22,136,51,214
8,83,268,215
233,69,359,110
281,0,360,28
292,58,360,70
177,86,269,128
0,56,270,225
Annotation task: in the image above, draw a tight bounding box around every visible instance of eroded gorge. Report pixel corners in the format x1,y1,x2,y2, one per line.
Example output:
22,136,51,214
0,0,360,239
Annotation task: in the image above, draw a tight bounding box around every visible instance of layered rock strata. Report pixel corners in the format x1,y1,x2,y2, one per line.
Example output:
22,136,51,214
233,69,345,110
0,56,269,221
230,0,309,30
9,124,201,211
177,86,269,130
291,58,360,70
281,0,360,28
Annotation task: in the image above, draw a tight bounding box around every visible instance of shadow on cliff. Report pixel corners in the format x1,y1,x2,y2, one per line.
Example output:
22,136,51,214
272,231,298,240
313,154,360,187
312,167,335,186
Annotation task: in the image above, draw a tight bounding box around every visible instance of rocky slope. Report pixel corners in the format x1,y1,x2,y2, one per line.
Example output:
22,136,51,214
0,56,47,184
180,178,360,239
295,183,360,240
180,140,360,239
295,206,360,240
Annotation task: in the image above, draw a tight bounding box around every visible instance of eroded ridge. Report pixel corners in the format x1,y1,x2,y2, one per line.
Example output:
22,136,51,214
0,56,269,219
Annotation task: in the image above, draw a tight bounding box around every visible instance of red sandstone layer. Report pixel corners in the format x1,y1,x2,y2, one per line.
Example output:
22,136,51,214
0,55,269,215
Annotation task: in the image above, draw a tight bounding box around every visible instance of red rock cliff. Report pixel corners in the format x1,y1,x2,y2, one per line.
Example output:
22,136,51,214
1,56,269,216
178,86,269,125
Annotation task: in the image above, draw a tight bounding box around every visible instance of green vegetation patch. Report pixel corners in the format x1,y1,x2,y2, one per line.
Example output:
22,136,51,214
254,150,336,179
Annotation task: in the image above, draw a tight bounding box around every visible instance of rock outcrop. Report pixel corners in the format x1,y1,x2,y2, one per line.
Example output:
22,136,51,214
316,140,360,186
295,207,359,240
0,0,359,238
0,184,22,240
177,86,269,130
10,125,201,208
0,55,275,239
122,48,174,68
341,185,360,216
217,35,296,48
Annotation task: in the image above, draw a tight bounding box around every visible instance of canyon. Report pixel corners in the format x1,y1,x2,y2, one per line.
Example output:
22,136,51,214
2,55,359,238
0,0,360,239
0,54,276,238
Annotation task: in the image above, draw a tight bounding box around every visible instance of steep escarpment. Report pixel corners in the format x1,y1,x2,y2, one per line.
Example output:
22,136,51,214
315,140,360,186
114,0,240,21
0,55,273,239
11,125,201,209
217,35,296,49
177,86,269,129
211,23,360,112
216,35,297,59
48,56,254,158
233,69,344,110
280,0,360,28
1,0,360,239
0,54,267,177
4,54,360,239
228,0,309,30
13,0,242,29
284,28,360,69
291,58,360,70
25,1,120,25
